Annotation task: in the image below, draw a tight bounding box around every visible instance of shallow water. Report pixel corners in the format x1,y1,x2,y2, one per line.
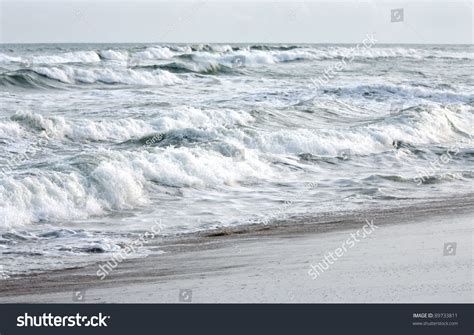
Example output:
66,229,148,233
0,43,473,275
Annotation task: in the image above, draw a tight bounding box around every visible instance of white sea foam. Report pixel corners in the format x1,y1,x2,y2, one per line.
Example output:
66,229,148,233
2,46,471,68
171,45,193,53
236,104,473,156
9,101,471,156
11,110,156,141
99,49,129,61
185,47,473,69
149,106,254,131
132,47,175,60
190,49,315,69
309,46,474,60
0,145,272,226
10,106,253,142
2,104,262,227
32,66,181,85
0,121,25,138
0,53,23,63
210,45,234,53
31,51,101,64
0,172,104,227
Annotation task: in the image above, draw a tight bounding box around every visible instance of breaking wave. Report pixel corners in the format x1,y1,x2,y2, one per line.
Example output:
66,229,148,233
2,100,472,227
1,45,472,89
0,66,181,88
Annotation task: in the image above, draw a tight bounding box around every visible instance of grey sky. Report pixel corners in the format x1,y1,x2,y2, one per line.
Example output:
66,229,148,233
0,1,472,44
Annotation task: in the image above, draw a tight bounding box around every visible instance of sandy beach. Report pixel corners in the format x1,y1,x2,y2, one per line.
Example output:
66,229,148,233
0,196,472,303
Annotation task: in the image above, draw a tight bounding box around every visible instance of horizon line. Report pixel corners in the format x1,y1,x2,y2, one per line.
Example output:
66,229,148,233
1,42,473,45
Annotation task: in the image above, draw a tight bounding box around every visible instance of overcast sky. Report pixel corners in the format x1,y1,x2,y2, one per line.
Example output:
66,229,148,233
0,1,472,44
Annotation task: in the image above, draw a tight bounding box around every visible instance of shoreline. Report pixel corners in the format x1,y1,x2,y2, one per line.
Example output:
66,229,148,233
0,195,473,303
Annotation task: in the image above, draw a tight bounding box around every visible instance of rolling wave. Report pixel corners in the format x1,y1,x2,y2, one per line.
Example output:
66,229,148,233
0,66,181,88
0,44,472,90
1,45,471,68
4,102,471,226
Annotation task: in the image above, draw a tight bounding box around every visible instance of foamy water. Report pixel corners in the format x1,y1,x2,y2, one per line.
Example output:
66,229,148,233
0,43,473,275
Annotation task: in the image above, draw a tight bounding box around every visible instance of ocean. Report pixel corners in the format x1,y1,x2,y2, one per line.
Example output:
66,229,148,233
0,43,472,276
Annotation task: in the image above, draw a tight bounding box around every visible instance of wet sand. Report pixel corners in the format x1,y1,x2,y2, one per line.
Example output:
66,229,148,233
0,196,472,303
